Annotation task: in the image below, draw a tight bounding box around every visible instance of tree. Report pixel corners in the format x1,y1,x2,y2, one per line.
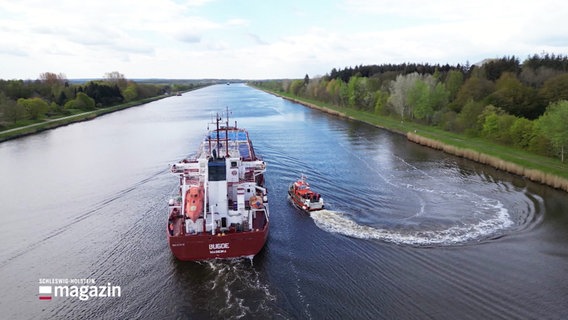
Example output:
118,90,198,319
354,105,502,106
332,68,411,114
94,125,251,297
407,76,448,123
82,81,124,106
347,76,372,109
374,90,389,115
65,92,95,111
539,73,568,105
452,75,494,112
480,105,516,144
408,79,431,121
338,80,349,106
288,79,305,96
325,79,342,105
456,99,484,135
445,69,464,102
488,72,540,119
430,82,449,113
520,66,562,88
104,71,127,90
482,56,520,81
0,93,24,124
510,117,534,149
122,82,138,102
17,97,49,120
388,72,421,119
537,100,568,162
39,72,67,86
56,91,68,106
4,80,33,100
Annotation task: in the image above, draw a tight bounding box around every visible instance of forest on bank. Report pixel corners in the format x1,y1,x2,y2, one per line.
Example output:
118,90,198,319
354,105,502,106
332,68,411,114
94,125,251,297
0,72,198,131
253,53,568,162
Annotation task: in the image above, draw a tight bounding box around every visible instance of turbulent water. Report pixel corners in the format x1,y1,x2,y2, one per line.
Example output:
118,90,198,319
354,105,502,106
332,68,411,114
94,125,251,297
0,84,567,319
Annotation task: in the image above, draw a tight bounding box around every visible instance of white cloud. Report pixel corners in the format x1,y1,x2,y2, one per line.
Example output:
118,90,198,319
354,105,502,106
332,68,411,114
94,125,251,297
1,0,567,79
226,18,250,27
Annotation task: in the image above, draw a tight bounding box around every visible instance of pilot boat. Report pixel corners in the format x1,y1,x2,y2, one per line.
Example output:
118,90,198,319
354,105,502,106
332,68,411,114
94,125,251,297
288,175,324,212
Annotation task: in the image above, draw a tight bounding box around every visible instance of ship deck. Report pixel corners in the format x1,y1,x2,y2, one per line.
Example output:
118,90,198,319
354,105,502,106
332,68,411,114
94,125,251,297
206,129,256,160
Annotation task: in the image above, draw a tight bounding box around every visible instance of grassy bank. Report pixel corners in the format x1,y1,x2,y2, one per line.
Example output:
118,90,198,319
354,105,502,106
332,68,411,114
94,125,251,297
255,86,568,192
0,94,170,142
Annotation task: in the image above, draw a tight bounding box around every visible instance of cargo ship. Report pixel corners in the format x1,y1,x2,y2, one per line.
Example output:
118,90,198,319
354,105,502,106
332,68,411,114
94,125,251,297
167,111,269,260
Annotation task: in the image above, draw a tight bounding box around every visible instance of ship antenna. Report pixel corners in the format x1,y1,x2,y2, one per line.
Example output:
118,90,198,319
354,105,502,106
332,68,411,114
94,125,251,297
225,107,230,157
216,112,221,159
226,106,230,127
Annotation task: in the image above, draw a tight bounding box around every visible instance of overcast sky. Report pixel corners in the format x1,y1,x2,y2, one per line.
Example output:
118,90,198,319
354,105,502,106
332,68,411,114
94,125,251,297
1,0,567,80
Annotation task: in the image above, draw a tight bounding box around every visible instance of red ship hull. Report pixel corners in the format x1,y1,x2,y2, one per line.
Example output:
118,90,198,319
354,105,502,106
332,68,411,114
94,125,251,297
167,210,269,261
168,226,269,261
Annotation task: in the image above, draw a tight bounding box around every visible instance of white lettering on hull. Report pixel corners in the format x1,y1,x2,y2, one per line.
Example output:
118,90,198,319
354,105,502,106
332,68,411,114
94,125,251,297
209,242,229,254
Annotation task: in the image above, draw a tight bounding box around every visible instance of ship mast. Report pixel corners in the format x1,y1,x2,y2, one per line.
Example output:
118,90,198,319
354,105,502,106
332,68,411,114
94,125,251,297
215,112,220,159
225,106,230,157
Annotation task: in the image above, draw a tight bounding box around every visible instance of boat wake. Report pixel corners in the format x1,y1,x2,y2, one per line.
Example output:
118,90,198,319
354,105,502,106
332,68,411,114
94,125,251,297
202,259,276,319
310,206,513,246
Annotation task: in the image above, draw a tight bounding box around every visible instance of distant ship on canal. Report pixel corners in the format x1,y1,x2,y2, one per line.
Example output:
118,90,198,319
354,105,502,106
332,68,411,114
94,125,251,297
167,110,269,260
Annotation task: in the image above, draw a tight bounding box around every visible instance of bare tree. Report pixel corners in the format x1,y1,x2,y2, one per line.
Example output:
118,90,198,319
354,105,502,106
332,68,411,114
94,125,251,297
39,72,67,86
103,71,127,90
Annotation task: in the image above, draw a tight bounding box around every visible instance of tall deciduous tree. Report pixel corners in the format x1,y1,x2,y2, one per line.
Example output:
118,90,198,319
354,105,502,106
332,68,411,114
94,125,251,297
408,79,431,121
288,79,305,96
0,93,24,124
347,76,375,110
104,71,128,90
456,99,484,135
17,97,49,120
445,69,464,101
539,73,568,105
488,72,539,119
407,76,448,123
510,117,534,149
537,100,568,162
452,75,494,112
388,72,421,120
65,92,95,111
122,82,138,102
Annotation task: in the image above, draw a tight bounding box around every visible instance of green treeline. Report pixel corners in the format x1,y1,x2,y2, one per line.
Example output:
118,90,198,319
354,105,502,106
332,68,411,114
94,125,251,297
253,53,568,162
0,71,198,131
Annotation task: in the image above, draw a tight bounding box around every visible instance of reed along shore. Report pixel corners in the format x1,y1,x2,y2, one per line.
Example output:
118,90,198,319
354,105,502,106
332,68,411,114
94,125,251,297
407,132,568,192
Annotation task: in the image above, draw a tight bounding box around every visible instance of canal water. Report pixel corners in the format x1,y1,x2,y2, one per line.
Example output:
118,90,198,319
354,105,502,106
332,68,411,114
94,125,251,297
0,84,566,319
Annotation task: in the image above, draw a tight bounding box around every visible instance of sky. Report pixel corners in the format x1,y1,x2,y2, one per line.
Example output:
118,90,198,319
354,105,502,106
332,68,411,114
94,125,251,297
1,0,567,80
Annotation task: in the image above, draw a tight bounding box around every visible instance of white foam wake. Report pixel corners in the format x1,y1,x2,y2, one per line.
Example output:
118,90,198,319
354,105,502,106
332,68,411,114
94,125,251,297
203,259,275,318
310,206,513,246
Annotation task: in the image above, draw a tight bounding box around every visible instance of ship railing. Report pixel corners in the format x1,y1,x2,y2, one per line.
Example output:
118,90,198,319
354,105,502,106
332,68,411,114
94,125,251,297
249,206,269,230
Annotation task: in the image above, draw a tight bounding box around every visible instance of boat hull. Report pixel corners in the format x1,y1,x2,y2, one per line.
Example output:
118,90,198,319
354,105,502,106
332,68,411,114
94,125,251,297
168,223,269,261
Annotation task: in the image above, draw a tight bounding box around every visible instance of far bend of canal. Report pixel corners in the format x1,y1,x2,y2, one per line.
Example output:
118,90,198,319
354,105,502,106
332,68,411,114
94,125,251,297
1,84,567,319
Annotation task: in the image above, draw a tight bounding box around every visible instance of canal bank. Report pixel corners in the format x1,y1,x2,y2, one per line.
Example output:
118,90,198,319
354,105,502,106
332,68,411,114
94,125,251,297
0,95,169,143
256,87,568,193
0,85,212,143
